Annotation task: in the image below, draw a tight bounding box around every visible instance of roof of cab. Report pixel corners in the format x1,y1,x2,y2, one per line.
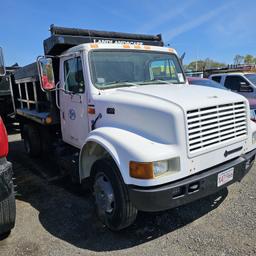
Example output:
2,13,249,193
64,43,177,55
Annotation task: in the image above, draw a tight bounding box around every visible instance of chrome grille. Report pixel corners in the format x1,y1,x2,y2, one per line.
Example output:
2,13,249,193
187,102,247,153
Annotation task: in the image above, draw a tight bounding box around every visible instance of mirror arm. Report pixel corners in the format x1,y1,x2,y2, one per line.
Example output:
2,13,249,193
64,90,74,95
55,82,61,109
55,82,75,109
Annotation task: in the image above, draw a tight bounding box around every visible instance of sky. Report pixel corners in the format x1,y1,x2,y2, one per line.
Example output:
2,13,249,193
1,0,256,66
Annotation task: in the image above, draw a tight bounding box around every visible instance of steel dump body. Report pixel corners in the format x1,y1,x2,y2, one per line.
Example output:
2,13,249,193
44,25,163,55
12,62,59,125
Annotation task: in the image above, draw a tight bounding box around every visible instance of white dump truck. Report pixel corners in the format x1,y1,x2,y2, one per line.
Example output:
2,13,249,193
6,25,256,230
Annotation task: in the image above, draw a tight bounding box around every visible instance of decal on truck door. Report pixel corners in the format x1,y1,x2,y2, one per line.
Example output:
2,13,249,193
68,109,76,120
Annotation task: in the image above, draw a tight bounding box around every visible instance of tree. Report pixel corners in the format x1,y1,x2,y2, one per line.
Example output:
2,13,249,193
244,54,255,64
186,58,225,71
186,60,206,71
234,55,244,65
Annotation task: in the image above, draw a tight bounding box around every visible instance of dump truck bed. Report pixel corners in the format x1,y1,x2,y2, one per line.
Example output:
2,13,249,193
44,25,164,55
12,62,59,125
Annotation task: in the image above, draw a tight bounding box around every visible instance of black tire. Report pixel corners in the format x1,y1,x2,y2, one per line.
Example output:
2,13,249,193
92,158,137,231
40,127,52,154
23,124,41,157
0,191,16,239
1,113,8,124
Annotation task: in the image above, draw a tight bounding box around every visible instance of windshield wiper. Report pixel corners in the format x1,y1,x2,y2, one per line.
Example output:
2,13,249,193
139,79,171,85
98,81,139,89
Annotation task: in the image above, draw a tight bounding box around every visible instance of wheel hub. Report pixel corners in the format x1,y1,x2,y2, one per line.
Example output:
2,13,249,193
94,174,115,214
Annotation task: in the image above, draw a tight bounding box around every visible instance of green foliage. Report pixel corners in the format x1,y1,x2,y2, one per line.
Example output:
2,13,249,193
244,54,255,64
185,53,256,72
233,54,256,65
185,58,225,71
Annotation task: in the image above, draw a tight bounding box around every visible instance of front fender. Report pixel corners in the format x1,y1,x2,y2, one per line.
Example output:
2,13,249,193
79,127,178,186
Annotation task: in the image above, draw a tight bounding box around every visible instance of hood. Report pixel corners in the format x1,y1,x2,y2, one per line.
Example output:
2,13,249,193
113,83,246,111
94,83,247,145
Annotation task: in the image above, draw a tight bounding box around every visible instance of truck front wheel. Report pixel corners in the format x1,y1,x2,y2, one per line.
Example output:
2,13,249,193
92,158,137,230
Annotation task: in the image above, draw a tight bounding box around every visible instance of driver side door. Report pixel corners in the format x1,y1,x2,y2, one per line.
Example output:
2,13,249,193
60,55,89,148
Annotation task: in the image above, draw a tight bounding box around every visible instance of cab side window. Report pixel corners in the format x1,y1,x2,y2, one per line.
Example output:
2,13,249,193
224,75,252,92
64,57,85,93
211,76,221,83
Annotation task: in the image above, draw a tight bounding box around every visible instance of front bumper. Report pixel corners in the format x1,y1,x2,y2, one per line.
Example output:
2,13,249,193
128,149,256,212
0,157,13,202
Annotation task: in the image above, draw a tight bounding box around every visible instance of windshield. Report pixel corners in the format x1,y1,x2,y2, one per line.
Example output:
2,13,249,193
245,74,256,85
189,78,226,90
89,50,185,89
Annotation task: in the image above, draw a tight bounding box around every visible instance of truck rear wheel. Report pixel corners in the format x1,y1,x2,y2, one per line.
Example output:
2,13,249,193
23,124,41,157
92,158,137,231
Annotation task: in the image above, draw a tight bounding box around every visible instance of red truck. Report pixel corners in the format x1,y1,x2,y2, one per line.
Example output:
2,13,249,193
0,48,16,238
0,116,16,238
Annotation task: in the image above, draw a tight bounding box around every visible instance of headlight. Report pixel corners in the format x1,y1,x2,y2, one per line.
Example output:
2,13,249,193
252,131,256,144
130,158,180,179
153,160,169,177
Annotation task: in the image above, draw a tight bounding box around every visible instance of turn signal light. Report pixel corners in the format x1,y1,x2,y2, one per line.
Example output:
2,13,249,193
129,161,154,179
90,44,98,48
144,45,151,50
123,44,130,49
45,116,53,125
88,106,96,114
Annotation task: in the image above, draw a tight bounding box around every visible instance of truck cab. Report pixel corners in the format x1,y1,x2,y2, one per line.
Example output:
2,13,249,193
57,44,185,150
10,26,256,230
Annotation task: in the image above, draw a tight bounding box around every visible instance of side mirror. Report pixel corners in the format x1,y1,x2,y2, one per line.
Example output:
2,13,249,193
37,57,56,90
0,47,6,77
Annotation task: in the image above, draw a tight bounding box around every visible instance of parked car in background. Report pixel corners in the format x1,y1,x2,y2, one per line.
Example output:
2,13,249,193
0,117,16,239
250,107,256,123
209,72,256,99
187,77,226,90
188,76,256,122
248,98,256,123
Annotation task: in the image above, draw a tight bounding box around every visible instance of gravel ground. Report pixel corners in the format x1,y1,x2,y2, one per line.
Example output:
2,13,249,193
0,127,256,256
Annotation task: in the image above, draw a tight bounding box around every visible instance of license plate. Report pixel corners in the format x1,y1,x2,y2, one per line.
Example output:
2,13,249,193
217,168,234,187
